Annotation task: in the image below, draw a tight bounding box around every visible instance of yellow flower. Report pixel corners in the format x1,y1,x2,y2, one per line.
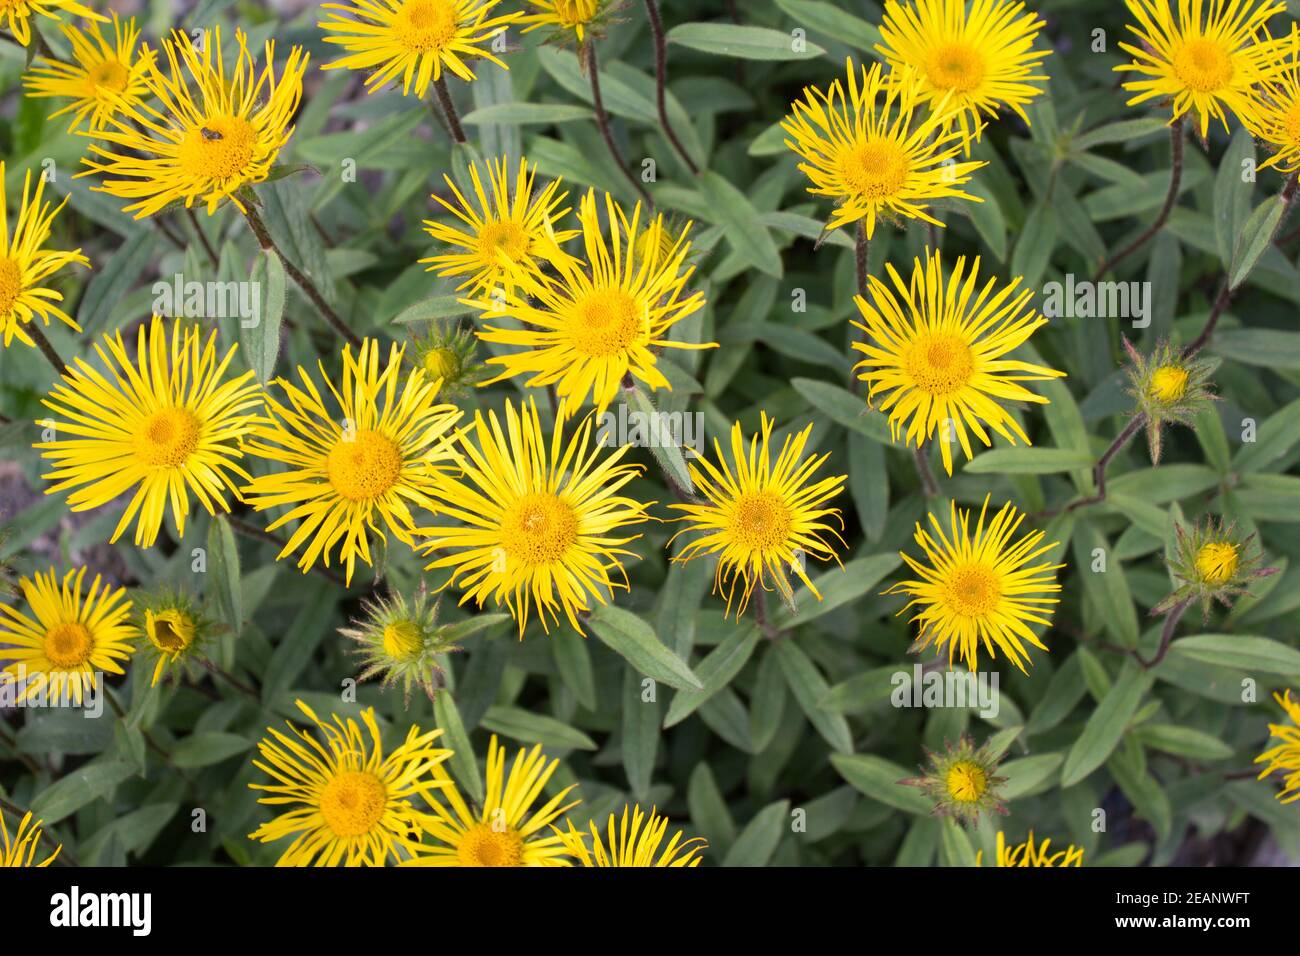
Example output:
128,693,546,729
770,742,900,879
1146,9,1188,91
877,0,1051,146
520,0,604,43
782,58,985,237
888,495,1063,672
417,397,649,635
851,248,1065,476
471,189,712,418
1256,689,1300,803
404,735,579,866
1249,26,1300,173
0,567,136,706
669,413,847,617
947,760,987,803
0,812,60,867
79,27,308,218
1148,364,1190,402
248,700,452,866
901,735,1007,824
38,316,263,548
143,605,199,687
559,805,706,867
242,339,462,585
978,830,1084,866
1,0,102,48
22,13,154,133
0,161,89,349
1195,540,1239,584
420,155,579,297
1116,0,1287,138
318,0,520,98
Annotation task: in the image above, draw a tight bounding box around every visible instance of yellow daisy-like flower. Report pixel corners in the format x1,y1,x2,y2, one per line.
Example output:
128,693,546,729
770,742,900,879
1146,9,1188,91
851,247,1065,476
1116,0,1287,138
405,734,579,867
1256,689,1300,803
519,0,603,43
1,0,102,48
888,495,1063,673
420,155,579,297
782,58,985,237
977,830,1084,866
0,567,136,706
241,339,462,586
248,699,452,866
0,162,89,349
417,397,649,635
318,0,520,98
876,0,1051,146
22,13,154,134
0,812,61,867
1250,26,1300,173
668,413,847,617
472,189,712,418
79,27,308,218
38,316,263,548
558,804,706,867
141,600,206,688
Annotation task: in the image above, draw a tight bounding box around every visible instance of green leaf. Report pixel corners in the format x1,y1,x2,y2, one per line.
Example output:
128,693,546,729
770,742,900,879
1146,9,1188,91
390,295,474,325
964,446,1094,474
831,753,932,814
791,377,901,446
1073,523,1139,648
550,627,597,711
774,553,901,629
207,515,242,634
243,249,285,385
461,102,593,125
622,668,660,800
1215,126,1255,269
77,230,156,334
720,800,790,866
1071,117,1168,152
1131,723,1234,761
668,23,824,60
1000,752,1064,800
774,640,853,754
588,605,704,691
170,731,252,768
480,705,597,750
1164,634,1300,676
31,759,136,824
938,818,978,867
772,0,882,52
627,382,694,494
664,624,760,727
1060,663,1153,787
699,170,783,277
1229,194,1286,290
434,691,484,804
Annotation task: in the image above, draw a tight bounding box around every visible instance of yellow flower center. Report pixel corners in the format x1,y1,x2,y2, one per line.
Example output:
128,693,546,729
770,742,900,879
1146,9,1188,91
1172,37,1233,93
1195,541,1239,585
87,59,130,94
0,257,23,316
147,609,195,654
423,347,459,382
477,219,528,262
178,116,257,183
946,563,1001,618
382,620,423,660
1148,365,1189,403
136,408,201,468
326,428,403,502
729,490,793,552
43,621,94,669
457,821,525,867
394,0,459,54
925,42,987,94
839,138,910,200
319,770,388,838
569,287,645,357
906,332,975,396
946,760,987,803
1283,100,1300,147
501,492,578,566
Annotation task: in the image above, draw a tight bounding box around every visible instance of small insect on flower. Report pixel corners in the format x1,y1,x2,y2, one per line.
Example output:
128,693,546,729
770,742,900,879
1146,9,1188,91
241,339,462,586
420,155,579,298
403,735,580,867
341,586,509,705
138,590,215,688
0,812,60,867
1123,337,1218,464
1247,25,1300,174
1,0,103,48
1115,0,1289,138
417,397,650,636
78,27,309,218
977,830,1084,867
22,13,154,134
557,804,706,867
782,59,985,237
901,735,1008,826
319,0,521,98
248,699,452,866
38,316,264,549
876,0,1052,149
669,412,847,618
1255,689,1300,803
1152,516,1277,620
852,247,1065,476
889,495,1063,673
0,161,89,350
470,189,712,419
0,567,136,707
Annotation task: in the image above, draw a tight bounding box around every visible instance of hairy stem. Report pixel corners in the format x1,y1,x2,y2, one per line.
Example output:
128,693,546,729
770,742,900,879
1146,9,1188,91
1093,116,1184,283
1136,595,1192,669
1067,413,1146,511
585,42,653,207
912,441,939,498
200,657,260,700
28,324,66,375
432,76,466,144
643,0,699,175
